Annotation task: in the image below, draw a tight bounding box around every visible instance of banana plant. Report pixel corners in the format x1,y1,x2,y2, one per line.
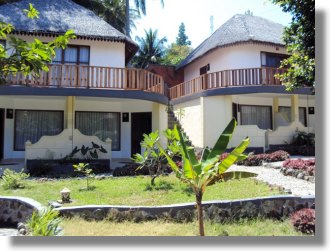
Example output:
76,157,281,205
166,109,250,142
158,118,250,236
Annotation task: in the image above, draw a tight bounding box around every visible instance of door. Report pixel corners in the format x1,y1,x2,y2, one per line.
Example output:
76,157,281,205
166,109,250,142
131,112,152,156
0,109,4,160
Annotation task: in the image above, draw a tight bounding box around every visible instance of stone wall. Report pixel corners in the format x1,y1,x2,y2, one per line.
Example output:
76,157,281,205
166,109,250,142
0,196,43,227
57,195,315,223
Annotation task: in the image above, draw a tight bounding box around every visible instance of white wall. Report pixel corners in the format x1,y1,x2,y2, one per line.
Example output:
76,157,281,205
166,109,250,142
0,96,166,160
173,99,203,148
5,35,126,68
184,43,287,82
202,96,232,148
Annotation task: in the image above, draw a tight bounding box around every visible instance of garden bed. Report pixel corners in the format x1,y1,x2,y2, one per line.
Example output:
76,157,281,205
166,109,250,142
26,159,111,177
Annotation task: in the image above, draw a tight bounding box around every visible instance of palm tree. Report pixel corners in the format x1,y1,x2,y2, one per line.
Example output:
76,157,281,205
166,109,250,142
132,28,167,68
125,0,164,36
74,0,139,34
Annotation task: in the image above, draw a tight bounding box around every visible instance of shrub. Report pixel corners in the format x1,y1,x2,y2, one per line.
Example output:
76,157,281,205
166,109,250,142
236,150,290,166
290,208,315,234
26,207,63,236
1,168,29,190
282,158,315,176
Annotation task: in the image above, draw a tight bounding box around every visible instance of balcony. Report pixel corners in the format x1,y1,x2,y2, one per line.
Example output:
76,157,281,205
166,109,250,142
4,64,166,96
169,67,286,99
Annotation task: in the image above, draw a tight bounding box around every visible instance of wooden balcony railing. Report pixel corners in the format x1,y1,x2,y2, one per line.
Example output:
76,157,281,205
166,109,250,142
169,67,286,99
5,64,166,96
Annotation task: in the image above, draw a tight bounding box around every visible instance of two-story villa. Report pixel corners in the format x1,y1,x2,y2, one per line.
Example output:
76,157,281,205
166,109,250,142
0,0,168,166
169,14,315,153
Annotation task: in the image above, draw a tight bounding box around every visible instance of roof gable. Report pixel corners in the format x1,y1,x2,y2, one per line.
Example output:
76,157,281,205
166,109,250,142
177,14,285,69
0,0,139,63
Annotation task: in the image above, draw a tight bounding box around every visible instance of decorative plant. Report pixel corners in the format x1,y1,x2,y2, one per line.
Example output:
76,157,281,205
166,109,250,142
290,208,315,235
132,129,181,186
26,207,63,236
73,163,94,190
66,141,108,160
1,168,29,190
158,118,250,236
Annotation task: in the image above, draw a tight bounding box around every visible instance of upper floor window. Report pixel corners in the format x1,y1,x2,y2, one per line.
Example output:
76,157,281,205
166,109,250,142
261,52,288,68
199,64,210,75
53,45,90,65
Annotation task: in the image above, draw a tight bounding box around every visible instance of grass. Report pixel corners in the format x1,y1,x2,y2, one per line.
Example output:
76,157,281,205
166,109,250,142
60,217,308,236
0,174,284,206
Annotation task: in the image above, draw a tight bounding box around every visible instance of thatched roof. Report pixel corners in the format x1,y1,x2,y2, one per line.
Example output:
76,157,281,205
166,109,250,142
177,14,285,69
0,0,139,63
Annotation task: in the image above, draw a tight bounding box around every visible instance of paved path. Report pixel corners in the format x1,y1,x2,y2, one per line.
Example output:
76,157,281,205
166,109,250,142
228,163,315,196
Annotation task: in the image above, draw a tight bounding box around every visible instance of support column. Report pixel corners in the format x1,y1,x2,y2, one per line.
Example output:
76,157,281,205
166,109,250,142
273,97,279,129
66,96,75,129
291,95,299,123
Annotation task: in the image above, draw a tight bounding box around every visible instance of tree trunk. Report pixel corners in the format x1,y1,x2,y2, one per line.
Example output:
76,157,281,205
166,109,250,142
125,0,130,37
196,190,205,236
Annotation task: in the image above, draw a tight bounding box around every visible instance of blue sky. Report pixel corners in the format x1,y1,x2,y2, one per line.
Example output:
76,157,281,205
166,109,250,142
131,0,294,48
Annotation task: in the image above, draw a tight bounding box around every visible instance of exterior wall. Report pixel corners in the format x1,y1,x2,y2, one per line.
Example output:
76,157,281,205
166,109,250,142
266,121,314,147
184,43,287,82
202,96,232,148
229,125,266,150
4,35,126,68
0,96,66,159
0,96,167,160
173,99,203,148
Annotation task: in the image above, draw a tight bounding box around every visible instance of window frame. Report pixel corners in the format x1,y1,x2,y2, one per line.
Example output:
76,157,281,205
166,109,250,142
75,111,121,151
260,51,288,68
278,106,308,127
14,109,64,151
239,104,273,130
53,44,90,65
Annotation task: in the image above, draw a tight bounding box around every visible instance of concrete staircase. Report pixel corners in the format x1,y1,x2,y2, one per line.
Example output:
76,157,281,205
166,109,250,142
167,107,194,147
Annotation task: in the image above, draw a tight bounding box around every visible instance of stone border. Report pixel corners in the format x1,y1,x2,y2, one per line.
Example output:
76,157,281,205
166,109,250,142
57,195,315,223
0,196,44,227
0,195,315,226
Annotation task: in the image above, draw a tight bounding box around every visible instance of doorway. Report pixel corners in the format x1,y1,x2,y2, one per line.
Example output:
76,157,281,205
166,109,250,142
131,112,152,156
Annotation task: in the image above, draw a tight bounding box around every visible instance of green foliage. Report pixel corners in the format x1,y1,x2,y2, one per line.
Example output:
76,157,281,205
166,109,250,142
271,0,315,91
1,168,29,190
163,43,193,66
158,118,250,235
132,129,180,186
0,4,75,84
131,28,167,68
23,3,40,19
176,22,191,46
73,163,94,190
26,207,63,236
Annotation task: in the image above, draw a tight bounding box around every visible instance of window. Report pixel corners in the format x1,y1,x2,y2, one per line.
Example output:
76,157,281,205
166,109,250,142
14,110,64,151
278,106,307,126
199,64,210,75
240,105,272,130
261,52,288,68
53,45,90,65
75,112,120,151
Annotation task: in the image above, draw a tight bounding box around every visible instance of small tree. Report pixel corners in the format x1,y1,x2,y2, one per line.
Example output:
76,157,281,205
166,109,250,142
132,129,181,186
158,118,249,236
73,163,94,190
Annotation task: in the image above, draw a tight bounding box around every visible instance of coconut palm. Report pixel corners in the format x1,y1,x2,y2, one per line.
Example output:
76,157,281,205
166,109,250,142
132,28,167,68
74,0,139,34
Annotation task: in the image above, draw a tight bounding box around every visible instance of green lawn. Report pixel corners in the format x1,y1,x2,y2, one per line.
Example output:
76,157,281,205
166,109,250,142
0,174,284,206
61,217,308,236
